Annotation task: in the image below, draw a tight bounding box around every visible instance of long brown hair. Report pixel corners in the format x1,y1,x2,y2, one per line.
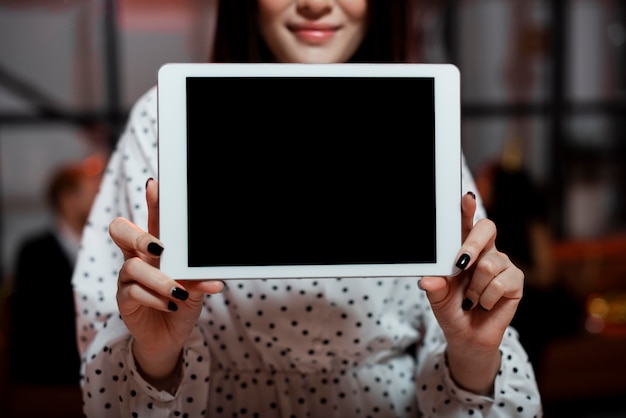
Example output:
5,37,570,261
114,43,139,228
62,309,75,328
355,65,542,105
211,0,439,63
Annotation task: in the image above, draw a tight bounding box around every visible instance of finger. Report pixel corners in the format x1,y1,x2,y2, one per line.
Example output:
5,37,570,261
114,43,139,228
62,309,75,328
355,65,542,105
109,217,164,265
119,257,190,305
461,191,477,240
119,279,226,314
146,178,160,238
453,218,497,273
119,278,179,313
418,275,452,305
462,250,510,310
119,258,225,301
180,279,226,296
477,263,524,311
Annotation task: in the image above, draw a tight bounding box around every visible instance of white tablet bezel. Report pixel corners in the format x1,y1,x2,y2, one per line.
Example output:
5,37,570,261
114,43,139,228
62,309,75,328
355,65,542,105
158,63,462,279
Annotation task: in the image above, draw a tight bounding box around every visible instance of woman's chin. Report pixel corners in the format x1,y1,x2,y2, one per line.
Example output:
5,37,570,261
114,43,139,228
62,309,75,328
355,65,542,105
280,47,353,64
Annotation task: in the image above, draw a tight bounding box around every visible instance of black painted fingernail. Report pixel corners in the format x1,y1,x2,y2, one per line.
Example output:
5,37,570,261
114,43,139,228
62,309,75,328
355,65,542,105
221,281,229,293
456,253,471,270
168,301,178,311
145,177,154,190
148,242,164,256
417,279,424,291
462,298,473,311
172,287,189,301
466,191,476,200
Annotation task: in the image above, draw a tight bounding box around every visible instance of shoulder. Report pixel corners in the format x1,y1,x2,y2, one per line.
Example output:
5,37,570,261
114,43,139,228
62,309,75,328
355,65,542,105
17,229,58,254
99,87,158,227
128,86,158,124
15,229,66,271
115,86,159,163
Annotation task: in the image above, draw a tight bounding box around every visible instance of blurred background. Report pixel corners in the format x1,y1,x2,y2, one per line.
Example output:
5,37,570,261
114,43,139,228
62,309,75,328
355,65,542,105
0,0,625,417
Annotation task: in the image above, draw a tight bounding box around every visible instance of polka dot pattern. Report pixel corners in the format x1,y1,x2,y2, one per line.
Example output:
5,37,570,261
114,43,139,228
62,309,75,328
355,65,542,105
72,87,543,417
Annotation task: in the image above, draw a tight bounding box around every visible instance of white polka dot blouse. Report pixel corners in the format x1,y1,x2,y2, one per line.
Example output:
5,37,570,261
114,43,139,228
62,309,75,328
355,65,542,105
72,87,543,417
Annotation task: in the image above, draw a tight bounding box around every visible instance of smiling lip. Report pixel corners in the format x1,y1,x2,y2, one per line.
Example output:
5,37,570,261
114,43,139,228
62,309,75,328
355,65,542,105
288,23,340,43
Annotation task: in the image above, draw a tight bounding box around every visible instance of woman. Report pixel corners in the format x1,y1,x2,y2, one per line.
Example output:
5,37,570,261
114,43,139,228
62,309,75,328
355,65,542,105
72,1,542,416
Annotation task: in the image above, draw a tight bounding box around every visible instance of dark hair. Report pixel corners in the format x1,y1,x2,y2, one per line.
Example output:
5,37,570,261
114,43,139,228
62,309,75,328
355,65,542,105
211,1,438,63
46,164,85,212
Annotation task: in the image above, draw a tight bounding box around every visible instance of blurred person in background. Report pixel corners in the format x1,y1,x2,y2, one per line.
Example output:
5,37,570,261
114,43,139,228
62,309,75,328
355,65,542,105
5,155,103,417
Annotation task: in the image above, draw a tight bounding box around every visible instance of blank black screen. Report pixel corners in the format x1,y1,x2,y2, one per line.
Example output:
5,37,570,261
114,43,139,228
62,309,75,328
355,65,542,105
186,76,436,267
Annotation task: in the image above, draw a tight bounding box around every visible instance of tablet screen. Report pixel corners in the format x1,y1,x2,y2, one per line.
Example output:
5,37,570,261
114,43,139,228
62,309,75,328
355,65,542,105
185,76,435,267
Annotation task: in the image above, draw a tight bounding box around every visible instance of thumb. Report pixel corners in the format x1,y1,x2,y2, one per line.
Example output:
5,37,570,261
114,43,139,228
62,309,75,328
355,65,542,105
146,178,160,238
418,275,450,305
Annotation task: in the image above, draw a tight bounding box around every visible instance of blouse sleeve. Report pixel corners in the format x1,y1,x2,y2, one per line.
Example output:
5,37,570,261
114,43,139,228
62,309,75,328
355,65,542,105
414,308,542,417
72,87,213,417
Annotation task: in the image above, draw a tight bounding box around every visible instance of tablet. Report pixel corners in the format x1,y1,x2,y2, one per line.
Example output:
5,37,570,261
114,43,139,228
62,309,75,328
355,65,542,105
157,63,462,280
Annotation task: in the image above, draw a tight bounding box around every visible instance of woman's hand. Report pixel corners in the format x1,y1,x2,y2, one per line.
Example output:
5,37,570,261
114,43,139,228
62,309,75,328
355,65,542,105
109,178,224,391
418,192,524,395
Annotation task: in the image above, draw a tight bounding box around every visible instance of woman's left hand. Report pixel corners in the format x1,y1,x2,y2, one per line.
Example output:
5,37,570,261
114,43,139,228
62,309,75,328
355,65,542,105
418,191,524,394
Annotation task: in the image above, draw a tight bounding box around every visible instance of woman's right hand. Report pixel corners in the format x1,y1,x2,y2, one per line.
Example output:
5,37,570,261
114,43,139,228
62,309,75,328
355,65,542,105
109,178,224,391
